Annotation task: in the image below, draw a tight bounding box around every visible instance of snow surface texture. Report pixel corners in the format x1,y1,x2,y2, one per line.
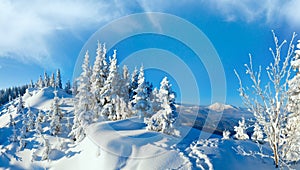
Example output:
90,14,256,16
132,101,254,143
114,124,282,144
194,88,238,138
0,87,295,169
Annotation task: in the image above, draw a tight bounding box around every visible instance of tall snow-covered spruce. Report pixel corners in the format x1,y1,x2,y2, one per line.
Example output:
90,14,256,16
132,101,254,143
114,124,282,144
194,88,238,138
132,66,152,118
285,39,300,163
69,51,93,142
145,77,178,135
56,69,62,89
91,42,107,118
50,90,62,136
99,50,122,120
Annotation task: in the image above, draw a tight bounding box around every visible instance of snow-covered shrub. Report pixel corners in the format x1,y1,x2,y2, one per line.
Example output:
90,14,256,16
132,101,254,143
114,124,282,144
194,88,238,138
235,32,298,167
251,123,263,142
222,130,230,140
233,117,249,140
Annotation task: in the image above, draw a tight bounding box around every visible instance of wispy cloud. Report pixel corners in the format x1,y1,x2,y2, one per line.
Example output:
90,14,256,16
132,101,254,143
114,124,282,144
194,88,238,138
0,0,124,68
2,0,299,69
205,0,300,28
138,0,300,29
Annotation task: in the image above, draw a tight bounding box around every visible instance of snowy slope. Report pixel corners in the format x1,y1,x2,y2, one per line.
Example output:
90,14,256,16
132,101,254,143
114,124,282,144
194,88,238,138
1,88,296,169
24,87,72,110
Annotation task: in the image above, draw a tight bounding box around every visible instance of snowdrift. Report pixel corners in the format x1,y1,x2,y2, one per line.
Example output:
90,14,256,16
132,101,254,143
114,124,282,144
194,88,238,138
54,118,189,170
25,87,71,109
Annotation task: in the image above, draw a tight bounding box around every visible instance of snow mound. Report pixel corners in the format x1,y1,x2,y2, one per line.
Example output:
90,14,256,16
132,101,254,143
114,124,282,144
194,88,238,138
207,102,237,112
25,87,71,110
54,118,190,170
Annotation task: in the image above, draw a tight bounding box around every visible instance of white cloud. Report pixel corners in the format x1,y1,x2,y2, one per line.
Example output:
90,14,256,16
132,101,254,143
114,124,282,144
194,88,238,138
138,0,300,29
205,0,300,28
0,0,124,68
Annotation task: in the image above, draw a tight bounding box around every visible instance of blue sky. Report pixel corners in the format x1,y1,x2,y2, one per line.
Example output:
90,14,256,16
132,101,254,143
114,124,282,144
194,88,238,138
0,0,299,106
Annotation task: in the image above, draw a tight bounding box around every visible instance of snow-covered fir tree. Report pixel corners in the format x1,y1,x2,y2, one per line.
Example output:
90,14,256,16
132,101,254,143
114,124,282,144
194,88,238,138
70,51,93,142
150,88,161,114
41,135,51,161
35,119,43,135
37,110,45,123
284,39,300,163
129,67,139,103
50,73,55,87
9,114,15,127
91,42,107,118
20,113,28,138
37,75,44,89
65,80,72,94
99,50,121,120
16,95,24,114
44,71,50,87
50,90,62,135
56,69,62,89
29,80,34,88
222,130,230,140
132,66,152,118
9,123,18,142
251,123,263,142
26,107,35,131
146,77,178,135
72,80,78,95
114,65,132,119
233,117,249,140
66,116,72,130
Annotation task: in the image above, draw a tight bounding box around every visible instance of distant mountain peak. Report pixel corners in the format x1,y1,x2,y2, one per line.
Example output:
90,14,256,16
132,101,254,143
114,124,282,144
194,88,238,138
207,102,236,112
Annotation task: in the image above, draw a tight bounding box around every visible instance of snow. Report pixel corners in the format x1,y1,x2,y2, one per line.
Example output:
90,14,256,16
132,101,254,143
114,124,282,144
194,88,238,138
207,102,237,112
1,87,299,169
25,87,71,110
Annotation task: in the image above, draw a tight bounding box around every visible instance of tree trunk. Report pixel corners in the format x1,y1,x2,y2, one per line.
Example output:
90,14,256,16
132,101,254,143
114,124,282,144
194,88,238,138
273,144,279,168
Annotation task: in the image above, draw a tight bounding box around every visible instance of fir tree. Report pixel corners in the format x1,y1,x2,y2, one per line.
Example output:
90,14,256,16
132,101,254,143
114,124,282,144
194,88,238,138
91,42,107,118
27,108,35,131
37,75,44,89
284,39,300,162
9,123,18,142
29,80,34,88
251,123,263,142
100,50,121,120
56,69,62,89
50,73,55,87
132,66,152,118
41,135,51,161
70,51,93,142
64,80,72,94
50,90,62,135
44,71,50,87
146,77,178,135
150,88,161,114
37,109,45,123
16,95,24,114
129,67,139,103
